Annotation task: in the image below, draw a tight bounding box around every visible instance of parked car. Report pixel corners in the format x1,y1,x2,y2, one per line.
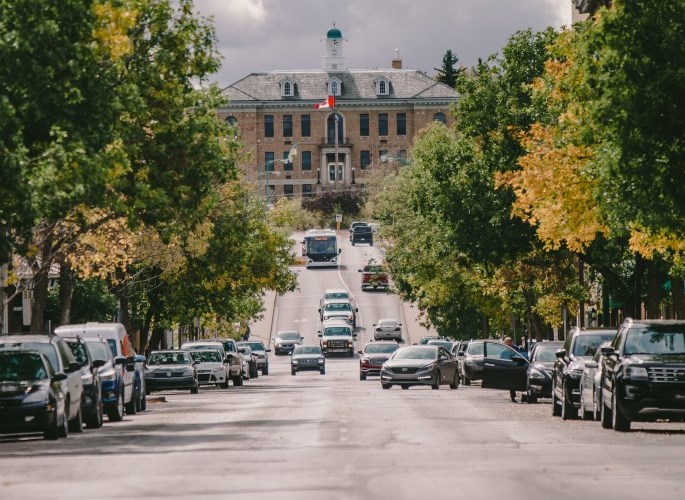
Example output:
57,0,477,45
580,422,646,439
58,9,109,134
461,340,529,392
579,342,612,420
188,349,228,389
272,331,303,355
552,328,616,420
181,340,230,388
63,336,105,429
525,341,563,403
320,299,358,327
83,338,125,422
419,335,440,345
206,338,244,386
0,350,69,440
318,320,356,357
599,318,685,432
358,341,399,380
380,345,459,390
0,334,83,434
55,323,146,416
237,344,259,378
373,319,403,342
291,345,326,375
237,340,270,375
145,350,199,394
453,340,471,380
350,224,373,246
359,261,389,291
426,339,454,352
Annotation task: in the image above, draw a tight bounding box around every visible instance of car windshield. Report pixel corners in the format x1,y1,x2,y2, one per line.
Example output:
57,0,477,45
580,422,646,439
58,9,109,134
378,321,398,328
66,341,88,366
241,342,266,352
86,342,111,362
573,333,616,357
325,292,349,300
326,303,351,311
238,347,252,354
393,347,437,360
533,346,560,363
306,237,336,255
293,346,322,355
0,352,48,382
323,327,351,336
0,342,59,370
278,332,300,340
148,352,192,365
624,326,685,355
365,343,399,354
190,350,222,363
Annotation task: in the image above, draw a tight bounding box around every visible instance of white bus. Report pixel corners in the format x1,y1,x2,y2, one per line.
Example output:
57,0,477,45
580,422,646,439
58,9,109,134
302,229,340,268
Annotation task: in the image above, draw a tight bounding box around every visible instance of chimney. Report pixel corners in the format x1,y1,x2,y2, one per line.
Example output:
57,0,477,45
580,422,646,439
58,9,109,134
392,49,402,69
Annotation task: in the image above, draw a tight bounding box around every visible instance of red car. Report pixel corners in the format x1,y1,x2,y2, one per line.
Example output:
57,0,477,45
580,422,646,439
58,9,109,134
358,341,400,380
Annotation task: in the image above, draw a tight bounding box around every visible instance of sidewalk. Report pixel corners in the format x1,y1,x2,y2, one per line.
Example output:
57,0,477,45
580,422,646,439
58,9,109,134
401,300,437,345
250,290,277,347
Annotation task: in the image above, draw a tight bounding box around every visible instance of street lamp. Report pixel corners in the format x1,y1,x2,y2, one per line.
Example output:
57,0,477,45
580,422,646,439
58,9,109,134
316,167,321,185
351,167,356,185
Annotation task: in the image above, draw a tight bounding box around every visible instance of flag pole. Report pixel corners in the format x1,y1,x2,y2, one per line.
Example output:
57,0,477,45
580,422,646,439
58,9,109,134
333,96,339,191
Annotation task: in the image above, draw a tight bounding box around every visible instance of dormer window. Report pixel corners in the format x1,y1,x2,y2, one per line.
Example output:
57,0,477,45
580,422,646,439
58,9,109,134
327,77,342,97
280,79,296,98
374,77,391,96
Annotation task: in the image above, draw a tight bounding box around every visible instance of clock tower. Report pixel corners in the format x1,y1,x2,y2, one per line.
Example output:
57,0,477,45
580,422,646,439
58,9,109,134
323,25,346,71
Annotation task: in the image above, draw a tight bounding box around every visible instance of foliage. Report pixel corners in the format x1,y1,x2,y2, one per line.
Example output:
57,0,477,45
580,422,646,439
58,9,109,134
268,197,319,231
435,49,465,89
46,278,118,325
301,191,363,225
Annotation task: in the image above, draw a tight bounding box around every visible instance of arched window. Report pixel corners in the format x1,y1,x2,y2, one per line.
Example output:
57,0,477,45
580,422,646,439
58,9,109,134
379,80,386,94
327,113,344,144
331,81,338,96
433,112,447,124
284,82,291,96
225,116,237,126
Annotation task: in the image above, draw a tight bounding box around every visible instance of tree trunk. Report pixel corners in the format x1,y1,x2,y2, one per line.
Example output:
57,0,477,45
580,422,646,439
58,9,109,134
578,259,586,328
58,261,76,325
140,306,155,354
148,327,165,354
646,260,662,319
631,253,646,319
671,275,685,319
30,231,54,333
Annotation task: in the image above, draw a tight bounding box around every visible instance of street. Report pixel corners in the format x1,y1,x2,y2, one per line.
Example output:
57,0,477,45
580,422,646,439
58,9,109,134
1,235,684,500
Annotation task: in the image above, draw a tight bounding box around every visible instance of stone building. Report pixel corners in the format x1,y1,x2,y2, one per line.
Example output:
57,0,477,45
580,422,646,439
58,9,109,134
219,26,459,199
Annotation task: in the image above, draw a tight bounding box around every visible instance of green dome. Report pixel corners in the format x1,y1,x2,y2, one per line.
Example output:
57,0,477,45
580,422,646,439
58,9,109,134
326,27,342,39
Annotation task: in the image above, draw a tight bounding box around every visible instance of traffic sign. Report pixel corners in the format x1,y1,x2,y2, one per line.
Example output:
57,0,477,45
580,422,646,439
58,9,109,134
335,214,342,223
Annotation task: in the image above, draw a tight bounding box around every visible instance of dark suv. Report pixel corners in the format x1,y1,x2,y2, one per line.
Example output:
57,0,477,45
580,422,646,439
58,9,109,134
351,224,373,246
600,318,685,432
552,328,616,419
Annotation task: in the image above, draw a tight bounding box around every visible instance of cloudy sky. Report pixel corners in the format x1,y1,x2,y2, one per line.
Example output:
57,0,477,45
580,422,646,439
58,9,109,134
195,0,572,88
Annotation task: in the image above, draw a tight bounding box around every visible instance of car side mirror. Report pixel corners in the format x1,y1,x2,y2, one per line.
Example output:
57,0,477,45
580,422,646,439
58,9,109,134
600,346,616,357
555,349,566,359
114,356,127,365
372,323,377,327
357,350,363,355
134,354,146,363
353,333,358,338
265,349,271,353
338,249,342,254
92,359,106,369
318,308,321,313
355,307,359,312
52,373,68,382
439,355,448,361
318,334,323,337
358,269,362,273
68,361,82,372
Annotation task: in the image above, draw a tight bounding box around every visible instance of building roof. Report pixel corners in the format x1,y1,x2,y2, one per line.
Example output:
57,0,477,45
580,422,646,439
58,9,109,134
327,27,343,39
222,69,458,106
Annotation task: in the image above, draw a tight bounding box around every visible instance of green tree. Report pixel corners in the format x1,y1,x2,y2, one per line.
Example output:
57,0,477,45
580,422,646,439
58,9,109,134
435,49,464,89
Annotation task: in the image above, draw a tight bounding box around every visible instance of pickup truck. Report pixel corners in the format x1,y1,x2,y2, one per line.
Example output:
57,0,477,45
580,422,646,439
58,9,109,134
359,262,389,291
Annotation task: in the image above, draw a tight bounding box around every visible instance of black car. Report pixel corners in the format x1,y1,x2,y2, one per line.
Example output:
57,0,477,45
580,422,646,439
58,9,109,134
145,350,199,393
552,328,616,420
291,345,326,375
0,350,69,440
350,224,373,246
600,319,685,432
0,334,84,435
525,341,563,403
64,336,105,429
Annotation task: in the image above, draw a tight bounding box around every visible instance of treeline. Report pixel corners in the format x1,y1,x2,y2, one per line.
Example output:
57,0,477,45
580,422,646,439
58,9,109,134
371,1,685,340
0,1,296,345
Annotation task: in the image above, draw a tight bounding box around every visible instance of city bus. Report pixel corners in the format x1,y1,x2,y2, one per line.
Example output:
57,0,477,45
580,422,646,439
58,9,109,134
302,229,341,268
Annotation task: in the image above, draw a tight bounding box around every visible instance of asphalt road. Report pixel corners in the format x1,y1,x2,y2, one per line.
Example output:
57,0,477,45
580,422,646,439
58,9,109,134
1,234,684,500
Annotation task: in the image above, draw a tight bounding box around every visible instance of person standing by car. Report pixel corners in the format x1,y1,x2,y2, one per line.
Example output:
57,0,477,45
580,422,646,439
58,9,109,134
503,337,522,402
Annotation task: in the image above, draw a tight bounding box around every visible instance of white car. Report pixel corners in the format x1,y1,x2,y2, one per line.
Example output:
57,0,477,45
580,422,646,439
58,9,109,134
319,299,358,327
373,319,403,341
187,349,229,389
320,289,355,309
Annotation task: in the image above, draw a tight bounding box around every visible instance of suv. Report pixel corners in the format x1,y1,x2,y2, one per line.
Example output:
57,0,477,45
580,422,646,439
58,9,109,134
63,336,105,429
237,340,270,375
349,221,368,240
0,334,84,434
358,341,399,380
318,320,356,357
552,327,616,419
350,225,373,246
319,299,358,327
207,338,244,386
600,318,685,432
358,261,389,291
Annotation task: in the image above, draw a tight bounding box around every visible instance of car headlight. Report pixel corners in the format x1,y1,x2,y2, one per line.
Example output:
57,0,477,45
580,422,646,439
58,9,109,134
100,368,117,382
23,386,49,405
529,368,546,379
347,341,353,347
417,364,434,372
318,358,325,363
81,372,93,384
624,366,648,379
361,357,370,363
292,360,299,364
182,369,195,377
323,341,328,347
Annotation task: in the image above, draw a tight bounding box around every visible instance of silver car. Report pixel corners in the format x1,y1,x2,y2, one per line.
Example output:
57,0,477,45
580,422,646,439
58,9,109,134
291,345,326,375
237,341,270,375
373,319,403,341
272,331,303,355
380,345,459,390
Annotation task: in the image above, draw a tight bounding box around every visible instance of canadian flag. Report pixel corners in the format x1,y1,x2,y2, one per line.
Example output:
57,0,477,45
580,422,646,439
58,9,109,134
314,95,335,109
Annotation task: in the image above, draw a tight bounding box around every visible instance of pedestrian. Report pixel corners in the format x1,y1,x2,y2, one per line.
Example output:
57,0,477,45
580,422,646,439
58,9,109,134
242,325,251,341
503,336,521,403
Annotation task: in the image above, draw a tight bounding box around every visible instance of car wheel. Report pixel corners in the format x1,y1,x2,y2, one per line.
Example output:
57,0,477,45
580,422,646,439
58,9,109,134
431,371,441,390
401,384,409,390
232,375,243,386
381,383,391,390
86,395,104,429
44,405,61,440
449,373,458,390
360,371,366,381
262,364,269,376
250,364,259,378
462,374,471,386
69,404,83,433
125,387,138,415
552,381,562,417
291,369,296,376
581,392,594,421
59,400,69,438
191,384,199,394
601,394,612,429
612,389,630,432
139,383,147,411
561,383,578,420
320,368,325,375
527,393,538,404
593,392,602,422
108,389,125,422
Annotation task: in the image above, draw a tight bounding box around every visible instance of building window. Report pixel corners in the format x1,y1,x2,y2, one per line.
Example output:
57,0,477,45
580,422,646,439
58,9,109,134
301,115,311,137
283,81,292,96
379,80,386,94
283,115,293,137
283,151,293,171
225,116,237,126
379,150,388,162
360,114,369,136
327,113,344,144
265,151,275,171
433,112,447,124
302,184,312,197
331,81,338,95
284,185,294,198
301,151,312,170
360,150,371,169
396,113,406,136
328,77,342,96
264,115,274,137
378,113,388,136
